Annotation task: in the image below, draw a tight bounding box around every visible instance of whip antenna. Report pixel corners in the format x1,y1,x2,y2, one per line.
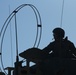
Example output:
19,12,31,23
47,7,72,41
60,0,65,27
9,5,13,67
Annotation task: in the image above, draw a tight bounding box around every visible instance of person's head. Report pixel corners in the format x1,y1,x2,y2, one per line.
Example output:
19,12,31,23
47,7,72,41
52,27,65,40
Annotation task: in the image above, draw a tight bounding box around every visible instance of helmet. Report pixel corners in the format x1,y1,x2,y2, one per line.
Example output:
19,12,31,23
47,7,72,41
53,27,65,38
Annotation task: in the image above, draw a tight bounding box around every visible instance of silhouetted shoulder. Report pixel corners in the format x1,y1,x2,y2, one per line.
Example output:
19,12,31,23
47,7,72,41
64,39,75,46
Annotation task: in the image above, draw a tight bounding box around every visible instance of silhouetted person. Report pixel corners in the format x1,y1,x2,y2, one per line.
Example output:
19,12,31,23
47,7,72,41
42,27,76,58
40,27,76,75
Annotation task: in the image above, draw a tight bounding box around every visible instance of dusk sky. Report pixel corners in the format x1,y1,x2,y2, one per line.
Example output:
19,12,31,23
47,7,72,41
0,0,76,74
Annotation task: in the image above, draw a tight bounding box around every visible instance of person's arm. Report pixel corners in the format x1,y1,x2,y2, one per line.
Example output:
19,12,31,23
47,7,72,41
69,41,76,57
42,42,54,55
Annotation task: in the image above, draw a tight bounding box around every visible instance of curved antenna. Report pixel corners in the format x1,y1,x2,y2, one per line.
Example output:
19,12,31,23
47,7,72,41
13,4,42,47
0,4,42,74
0,13,16,75
28,4,42,47
0,4,42,48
